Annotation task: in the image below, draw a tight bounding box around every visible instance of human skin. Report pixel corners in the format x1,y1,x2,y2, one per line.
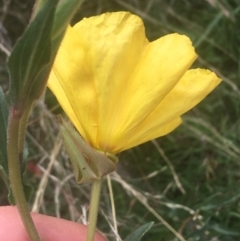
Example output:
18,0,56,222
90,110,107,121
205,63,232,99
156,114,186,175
0,206,107,241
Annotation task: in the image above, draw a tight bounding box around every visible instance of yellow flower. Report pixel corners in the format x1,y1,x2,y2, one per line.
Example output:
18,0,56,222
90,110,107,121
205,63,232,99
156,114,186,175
48,12,221,154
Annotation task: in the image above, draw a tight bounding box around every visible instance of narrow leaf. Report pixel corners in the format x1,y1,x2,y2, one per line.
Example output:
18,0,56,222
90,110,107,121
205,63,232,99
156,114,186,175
124,222,154,241
8,0,59,106
29,0,85,101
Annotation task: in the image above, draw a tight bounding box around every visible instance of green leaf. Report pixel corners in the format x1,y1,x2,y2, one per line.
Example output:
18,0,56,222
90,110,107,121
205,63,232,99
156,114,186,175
7,0,84,108
210,224,240,236
59,116,117,184
0,87,9,185
29,0,85,102
7,0,59,106
124,222,154,241
6,0,84,203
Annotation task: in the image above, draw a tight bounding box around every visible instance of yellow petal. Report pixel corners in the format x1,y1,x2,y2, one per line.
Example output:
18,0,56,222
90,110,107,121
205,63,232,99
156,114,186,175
145,68,221,125
48,12,221,154
116,118,182,153
119,68,221,150
48,70,86,138
48,26,98,146
73,12,148,149
106,34,197,148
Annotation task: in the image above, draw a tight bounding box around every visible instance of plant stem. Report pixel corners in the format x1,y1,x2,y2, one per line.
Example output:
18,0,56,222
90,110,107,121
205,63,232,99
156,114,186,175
18,102,32,157
86,179,103,241
7,107,41,241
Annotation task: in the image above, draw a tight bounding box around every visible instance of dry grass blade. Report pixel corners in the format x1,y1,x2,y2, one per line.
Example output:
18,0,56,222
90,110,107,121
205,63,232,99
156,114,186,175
183,122,240,163
185,117,240,155
111,172,187,241
31,134,62,212
107,175,120,241
151,140,186,194
101,208,123,241
0,43,10,56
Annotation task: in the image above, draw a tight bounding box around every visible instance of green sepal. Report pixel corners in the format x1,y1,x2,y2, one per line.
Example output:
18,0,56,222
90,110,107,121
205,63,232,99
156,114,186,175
124,222,154,241
58,116,117,184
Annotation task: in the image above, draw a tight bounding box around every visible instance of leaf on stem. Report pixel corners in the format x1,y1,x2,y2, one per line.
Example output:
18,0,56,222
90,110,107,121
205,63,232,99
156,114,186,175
7,0,85,109
7,0,59,107
30,0,85,102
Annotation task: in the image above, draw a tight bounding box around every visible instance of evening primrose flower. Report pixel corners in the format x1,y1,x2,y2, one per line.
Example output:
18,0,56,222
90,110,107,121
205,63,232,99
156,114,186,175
48,12,221,154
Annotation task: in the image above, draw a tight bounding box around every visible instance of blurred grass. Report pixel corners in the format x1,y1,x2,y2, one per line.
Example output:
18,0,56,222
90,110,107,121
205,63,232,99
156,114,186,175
1,0,240,240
